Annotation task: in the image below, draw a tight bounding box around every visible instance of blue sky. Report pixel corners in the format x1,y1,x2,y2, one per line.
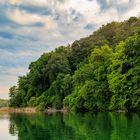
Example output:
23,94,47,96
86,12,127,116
0,0,140,99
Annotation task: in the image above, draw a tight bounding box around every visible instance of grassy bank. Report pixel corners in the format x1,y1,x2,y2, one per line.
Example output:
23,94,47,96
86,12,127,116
0,99,9,107
0,107,36,113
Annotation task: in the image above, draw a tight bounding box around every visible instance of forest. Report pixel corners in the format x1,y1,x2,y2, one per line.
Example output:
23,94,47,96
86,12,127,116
9,17,140,112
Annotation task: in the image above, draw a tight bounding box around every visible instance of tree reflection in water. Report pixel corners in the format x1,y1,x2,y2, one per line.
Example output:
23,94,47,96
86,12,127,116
9,112,140,140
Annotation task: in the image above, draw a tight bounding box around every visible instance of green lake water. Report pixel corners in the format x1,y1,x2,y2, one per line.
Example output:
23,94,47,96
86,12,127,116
0,112,140,140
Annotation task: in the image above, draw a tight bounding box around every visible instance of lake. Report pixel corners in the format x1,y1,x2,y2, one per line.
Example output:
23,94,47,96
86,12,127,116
0,112,140,140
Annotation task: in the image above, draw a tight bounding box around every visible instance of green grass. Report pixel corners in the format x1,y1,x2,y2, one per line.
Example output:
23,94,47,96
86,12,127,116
0,99,9,107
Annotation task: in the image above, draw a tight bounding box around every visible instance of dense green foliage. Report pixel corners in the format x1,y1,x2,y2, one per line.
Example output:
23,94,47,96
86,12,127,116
9,17,140,111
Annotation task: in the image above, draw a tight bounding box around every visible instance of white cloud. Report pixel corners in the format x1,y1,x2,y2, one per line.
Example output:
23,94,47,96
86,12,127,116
106,0,129,5
0,66,28,99
0,0,140,99
121,0,140,20
8,0,50,6
96,8,119,25
0,75,18,99
65,0,100,26
117,0,129,4
7,8,55,27
67,0,100,14
0,66,28,76
6,8,63,42
0,86,9,99
7,9,39,25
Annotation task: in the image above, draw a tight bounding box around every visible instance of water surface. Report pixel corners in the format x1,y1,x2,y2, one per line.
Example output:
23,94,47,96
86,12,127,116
0,112,140,140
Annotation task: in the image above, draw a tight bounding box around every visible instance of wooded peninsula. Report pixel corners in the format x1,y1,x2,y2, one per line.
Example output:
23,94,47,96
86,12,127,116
9,17,140,112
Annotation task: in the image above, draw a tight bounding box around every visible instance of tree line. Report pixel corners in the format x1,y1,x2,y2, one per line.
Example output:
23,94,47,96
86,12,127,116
9,17,140,112
0,99,9,107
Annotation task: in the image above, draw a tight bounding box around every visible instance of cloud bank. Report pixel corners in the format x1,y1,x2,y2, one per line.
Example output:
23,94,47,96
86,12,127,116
0,0,140,98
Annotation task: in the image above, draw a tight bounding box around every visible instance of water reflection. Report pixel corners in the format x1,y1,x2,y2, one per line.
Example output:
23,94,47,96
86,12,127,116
9,113,75,140
0,114,17,140
1,112,140,140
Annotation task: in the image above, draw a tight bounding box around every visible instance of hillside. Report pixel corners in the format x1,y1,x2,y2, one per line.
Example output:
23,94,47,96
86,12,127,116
9,17,140,112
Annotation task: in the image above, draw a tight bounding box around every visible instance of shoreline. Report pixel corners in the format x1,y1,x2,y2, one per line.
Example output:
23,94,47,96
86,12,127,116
0,107,128,114
44,107,69,114
0,107,69,114
0,107,36,113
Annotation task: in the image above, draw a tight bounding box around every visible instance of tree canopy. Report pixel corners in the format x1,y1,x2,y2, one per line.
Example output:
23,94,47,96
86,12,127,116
9,17,140,112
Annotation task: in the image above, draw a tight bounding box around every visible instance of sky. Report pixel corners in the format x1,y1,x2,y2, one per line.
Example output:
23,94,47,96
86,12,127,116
0,0,140,99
